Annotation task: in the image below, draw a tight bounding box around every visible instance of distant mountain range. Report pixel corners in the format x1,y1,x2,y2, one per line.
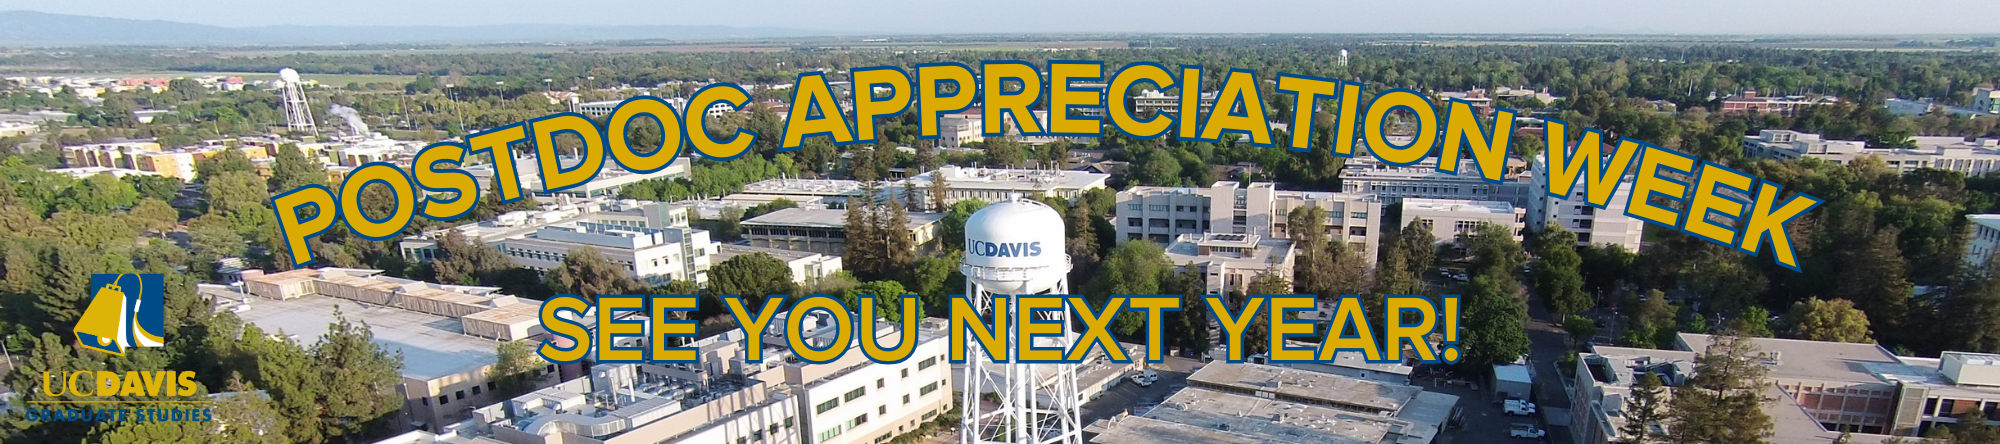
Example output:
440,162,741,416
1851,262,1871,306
0,11,831,46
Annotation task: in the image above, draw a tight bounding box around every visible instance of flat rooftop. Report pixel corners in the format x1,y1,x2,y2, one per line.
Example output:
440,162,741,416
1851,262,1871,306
911,166,1108,191
741,208,945,229
1678,333,1899,383
236,294,503,381
1187,363,1419,413
1403,198,1516,215
715,244,824,262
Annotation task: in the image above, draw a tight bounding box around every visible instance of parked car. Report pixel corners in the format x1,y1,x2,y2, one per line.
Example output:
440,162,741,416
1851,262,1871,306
1510,423,1546,439
1129,369,1158,387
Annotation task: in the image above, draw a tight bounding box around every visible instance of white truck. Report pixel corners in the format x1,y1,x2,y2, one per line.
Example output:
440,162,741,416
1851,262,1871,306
1504,398,1537,416
1510,423,1546,439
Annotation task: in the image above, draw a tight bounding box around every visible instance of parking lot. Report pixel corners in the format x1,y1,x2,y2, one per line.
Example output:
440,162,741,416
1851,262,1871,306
1409,370,1554,444
1077,357,1203,425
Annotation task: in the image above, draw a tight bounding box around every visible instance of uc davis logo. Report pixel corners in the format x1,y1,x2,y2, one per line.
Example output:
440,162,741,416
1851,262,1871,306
74,274,164,355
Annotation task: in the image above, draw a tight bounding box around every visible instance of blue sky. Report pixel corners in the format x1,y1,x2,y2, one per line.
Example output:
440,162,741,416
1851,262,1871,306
0,0,1989,35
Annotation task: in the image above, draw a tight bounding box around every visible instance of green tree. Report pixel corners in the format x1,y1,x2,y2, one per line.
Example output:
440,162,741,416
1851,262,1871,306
1534,226,1592,316
1563,314,1599,346
489,340,549,399
57,174,140,214
1621,372,1669,444
312,312,406,441
709,252,797,301
937,199,986,250
547,246,644,298
128,198,179,236
845,280,920,322
268,143,326,193
1289,206,1368,299
1666,333,1774,444
1460,271,1531,368
211,378,288,444
1089,241,1175,336
1783,298,1872,343
430,229,510,286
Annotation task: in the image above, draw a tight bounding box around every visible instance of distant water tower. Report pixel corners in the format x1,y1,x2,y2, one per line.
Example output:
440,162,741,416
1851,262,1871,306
959,197,1082,444
1339,48,1350,67
278,68,317,136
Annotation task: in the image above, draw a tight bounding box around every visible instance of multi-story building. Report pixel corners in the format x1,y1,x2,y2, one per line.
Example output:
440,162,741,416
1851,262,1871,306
1747,129,2000,176
1573,333,2000,444
399,199,716,286
1536,177,1646,251
577,98,734,119
1339,160,1540,209
1163,233,1296,294
1082,363,1459,444
1400,198,1526,246
905,165,1109,206
1114,182,1380,263
714,244,844,285
440,360,798,444
1966,214,2000,269
460,155,692,199
740,208,946,255
739,178,899,209
238,267,563,433
1721,90,1837,116
1973,85,2000,115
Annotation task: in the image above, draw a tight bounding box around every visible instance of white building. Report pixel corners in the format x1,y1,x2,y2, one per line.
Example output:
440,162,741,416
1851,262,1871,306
1540,179,1646,252
714,244,843,285
399,199,716,286
1339,159,1541,209
1114,182,1380,264
1082,363,1458,444
468,363,799,444
239,267,564,433
1162,233,1296,294
1967,215,2000,269
905,165,1109,205
740,208,946,255
1747,129,2000,176
577,98,733,119
1400,198,1527,246
463,155,692,199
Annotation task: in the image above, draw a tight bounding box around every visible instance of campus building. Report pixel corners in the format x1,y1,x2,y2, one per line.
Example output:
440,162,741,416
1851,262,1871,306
237,267,563,432
399,199,716,286
1162,233,1297,295
1114,182,1380,264
1399,198,1527,246
739,208,946,256
904,165,1110,205
1573,333,2000,444
1746,129,2000,176
1082,363,1459,444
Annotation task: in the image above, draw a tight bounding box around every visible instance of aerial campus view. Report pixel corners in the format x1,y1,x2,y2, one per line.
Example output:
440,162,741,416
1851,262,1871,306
0,1,1998,444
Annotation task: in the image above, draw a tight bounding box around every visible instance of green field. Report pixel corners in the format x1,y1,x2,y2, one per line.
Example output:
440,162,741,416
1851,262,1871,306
7,70,416,86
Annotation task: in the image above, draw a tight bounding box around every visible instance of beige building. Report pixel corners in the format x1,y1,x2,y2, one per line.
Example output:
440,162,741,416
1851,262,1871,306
1163,233,1296,295
904,165,1110,205
1115,182,1380,264
1399,198,1526,246
740,208,946,255
1082,363,1458,444
238,267,562,433
1573,333,2000,444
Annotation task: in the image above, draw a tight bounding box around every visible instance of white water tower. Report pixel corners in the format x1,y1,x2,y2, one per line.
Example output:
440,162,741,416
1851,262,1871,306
278,68,317,136
959,196,1082,444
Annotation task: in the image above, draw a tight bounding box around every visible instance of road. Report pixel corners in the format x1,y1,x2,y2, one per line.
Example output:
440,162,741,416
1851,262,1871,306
1522,272,1579,444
